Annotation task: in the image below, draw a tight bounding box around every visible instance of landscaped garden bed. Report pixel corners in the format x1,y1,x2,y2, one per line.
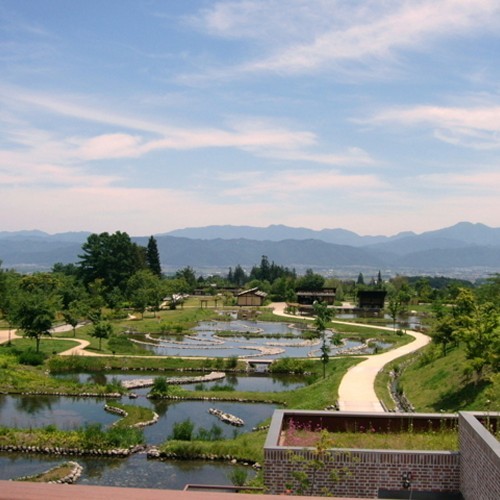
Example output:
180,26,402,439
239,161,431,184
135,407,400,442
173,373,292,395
264,410,462,498
280,420,459,450
279,411,459,450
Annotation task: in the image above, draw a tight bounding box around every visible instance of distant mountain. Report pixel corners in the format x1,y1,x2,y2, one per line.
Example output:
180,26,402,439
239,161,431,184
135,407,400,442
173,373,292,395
166,222,500,249
0,222,498,277
165,224,394,246
134,236,386,269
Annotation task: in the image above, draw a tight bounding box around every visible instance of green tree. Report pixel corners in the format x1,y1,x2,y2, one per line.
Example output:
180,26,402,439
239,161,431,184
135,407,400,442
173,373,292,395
229,264,247,286
78,231,145,297
386,288,411,330
296,269,325,292
175,266,197,291
0,267,21,344
146,236,162,277
313,301,334,379
91,321,113,350
126,269,164,318
432,314,456,356
459,302,499,381
476,274,500,308
16,292,56,352
62,300,83,337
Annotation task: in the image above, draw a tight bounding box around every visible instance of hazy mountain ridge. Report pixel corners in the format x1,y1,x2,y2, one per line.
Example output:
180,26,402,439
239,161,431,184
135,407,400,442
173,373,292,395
0,222,499,276
164,224,405,246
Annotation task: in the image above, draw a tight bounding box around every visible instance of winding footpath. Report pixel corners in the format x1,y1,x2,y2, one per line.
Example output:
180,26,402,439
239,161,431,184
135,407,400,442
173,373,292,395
1,303,430,412
270,302,430,412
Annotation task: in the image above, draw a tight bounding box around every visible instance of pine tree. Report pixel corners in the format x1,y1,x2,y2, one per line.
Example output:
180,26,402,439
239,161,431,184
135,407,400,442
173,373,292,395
146,236,162,277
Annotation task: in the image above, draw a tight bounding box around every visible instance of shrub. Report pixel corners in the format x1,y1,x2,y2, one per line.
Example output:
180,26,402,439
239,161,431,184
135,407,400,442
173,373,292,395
196,423,223,441
270,357,306,374
225,356,239,369
79,423,143,449
170,419,194,441
18,349,46,366
150,376,169,397
211,384,235,392
228,468,248,486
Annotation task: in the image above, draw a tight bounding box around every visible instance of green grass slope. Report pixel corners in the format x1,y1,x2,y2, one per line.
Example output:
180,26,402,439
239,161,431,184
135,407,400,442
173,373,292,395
398,346,499,412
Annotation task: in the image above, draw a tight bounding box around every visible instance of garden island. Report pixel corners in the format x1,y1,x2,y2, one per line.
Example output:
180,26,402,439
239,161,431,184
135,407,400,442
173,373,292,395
0,231,498,497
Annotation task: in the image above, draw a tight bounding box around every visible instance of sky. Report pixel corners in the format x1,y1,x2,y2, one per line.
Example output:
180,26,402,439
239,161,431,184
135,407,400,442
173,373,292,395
1,0,500,237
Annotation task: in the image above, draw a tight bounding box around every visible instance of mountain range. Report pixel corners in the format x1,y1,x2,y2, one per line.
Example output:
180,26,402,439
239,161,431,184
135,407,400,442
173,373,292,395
0,222,499,279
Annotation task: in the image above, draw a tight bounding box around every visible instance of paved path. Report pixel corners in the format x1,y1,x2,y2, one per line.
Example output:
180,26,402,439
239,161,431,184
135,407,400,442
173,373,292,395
0,324,98,356
2,304,431,411
270,302,431,412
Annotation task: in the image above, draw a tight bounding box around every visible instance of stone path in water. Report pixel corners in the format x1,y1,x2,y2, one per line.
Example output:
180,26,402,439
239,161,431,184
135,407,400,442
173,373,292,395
270,302,430,412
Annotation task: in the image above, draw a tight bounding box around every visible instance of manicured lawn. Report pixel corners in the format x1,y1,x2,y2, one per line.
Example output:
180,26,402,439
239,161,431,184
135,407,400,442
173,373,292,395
2,338,80,355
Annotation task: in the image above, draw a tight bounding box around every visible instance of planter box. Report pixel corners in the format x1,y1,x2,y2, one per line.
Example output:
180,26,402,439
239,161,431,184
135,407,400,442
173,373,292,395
265,410,493,498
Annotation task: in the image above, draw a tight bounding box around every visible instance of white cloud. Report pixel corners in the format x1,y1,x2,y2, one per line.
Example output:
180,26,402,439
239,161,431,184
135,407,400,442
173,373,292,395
364,103,500,149
189,0,500,77
218,168,386,199
1,86,372,169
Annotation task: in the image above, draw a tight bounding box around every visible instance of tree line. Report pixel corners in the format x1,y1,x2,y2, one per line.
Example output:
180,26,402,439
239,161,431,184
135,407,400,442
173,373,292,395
0,230,499,383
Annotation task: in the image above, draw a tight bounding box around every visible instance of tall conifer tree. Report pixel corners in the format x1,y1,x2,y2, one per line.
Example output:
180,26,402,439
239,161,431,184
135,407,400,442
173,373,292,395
146,236,162,277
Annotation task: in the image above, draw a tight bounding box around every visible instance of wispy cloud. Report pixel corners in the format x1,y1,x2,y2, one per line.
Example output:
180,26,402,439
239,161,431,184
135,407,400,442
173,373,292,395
0,86,372,168
362,102,500,149
218,168,386,199
187,0,500,78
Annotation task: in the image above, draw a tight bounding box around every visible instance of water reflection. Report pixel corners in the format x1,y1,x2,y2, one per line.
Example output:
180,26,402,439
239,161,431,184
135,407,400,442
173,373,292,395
14,394,58,414
0,394,277,443
0,453,253,490
53,372,307,393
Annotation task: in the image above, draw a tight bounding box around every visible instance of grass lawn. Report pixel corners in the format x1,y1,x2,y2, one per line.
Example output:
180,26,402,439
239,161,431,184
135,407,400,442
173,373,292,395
2,338,81,355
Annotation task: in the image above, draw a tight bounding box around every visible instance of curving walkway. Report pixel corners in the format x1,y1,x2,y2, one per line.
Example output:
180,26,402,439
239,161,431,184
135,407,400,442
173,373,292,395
0,324,98,356
2,304,431,412
270,302,430,412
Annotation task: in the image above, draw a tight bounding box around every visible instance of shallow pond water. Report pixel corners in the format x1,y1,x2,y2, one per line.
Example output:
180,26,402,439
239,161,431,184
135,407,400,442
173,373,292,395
0,453,254,489
0,394,117,430
53,371,308,394
138,319,366,358
0,394,278,443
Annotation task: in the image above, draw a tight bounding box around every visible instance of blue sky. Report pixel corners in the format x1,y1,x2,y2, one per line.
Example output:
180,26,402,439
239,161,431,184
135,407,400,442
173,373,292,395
1,0,499,236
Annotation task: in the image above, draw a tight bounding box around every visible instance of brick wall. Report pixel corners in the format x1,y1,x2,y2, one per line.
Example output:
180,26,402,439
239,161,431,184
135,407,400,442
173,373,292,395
264,447,460,497
459,412,500,500
264,410,462,498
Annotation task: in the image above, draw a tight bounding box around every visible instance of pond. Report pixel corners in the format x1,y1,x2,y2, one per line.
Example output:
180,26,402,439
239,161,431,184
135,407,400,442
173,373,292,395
0,394,278,443
52,371,309,395
0,452,254,489
134,320,371,358
335,313,422,330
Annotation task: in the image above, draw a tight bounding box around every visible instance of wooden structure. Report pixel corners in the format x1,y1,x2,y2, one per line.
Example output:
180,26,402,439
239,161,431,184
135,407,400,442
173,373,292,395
296,287,336,306
357,290,387,309
236,287,267,307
